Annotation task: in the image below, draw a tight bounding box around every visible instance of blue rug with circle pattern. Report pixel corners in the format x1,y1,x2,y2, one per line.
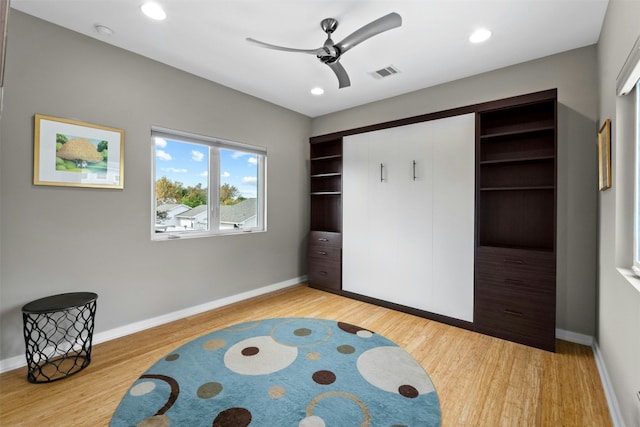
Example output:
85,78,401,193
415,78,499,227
110,317,441,426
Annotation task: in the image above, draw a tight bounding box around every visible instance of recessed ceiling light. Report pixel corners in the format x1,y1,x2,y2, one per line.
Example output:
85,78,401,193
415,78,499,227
469,28,492,44
311,87,324,96
94,24,114,36
140,2,166,21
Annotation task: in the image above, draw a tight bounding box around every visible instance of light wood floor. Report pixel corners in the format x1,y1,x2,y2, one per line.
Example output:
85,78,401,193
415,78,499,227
0,285,611,426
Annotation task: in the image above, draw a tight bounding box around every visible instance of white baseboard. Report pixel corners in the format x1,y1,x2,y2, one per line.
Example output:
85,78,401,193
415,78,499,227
555,328,595,346
0,276,306,374
556,329,624,426
592,340,626,427
0,355,25,374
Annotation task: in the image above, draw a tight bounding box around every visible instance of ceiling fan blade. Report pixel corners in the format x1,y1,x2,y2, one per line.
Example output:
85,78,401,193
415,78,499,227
246,38,324,55
336,12,402,54
326,61,351,89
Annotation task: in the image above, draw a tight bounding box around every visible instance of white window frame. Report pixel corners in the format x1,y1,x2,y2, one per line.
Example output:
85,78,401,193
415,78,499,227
151,126,267,241
633,82,640,275
622,36,640,275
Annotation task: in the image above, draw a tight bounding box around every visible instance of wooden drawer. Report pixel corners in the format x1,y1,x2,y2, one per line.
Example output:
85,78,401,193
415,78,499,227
476,246,555,292
308,244,341,261
308,258,341,291
475,280,555,350
309,231,342,248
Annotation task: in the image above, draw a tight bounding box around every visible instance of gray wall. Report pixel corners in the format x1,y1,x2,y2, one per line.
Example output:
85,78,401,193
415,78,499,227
313,46,600,338
0,11,311,361
597,0,640,425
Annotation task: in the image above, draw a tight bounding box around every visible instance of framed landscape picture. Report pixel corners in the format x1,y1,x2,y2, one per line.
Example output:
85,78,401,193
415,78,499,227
33,114,124,189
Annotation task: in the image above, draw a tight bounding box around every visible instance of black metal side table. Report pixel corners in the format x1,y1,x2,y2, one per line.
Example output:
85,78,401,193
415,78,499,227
22,292,98,383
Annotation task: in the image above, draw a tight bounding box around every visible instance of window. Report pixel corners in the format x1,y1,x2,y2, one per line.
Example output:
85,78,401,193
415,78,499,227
617,35,640,276
151,127,266,240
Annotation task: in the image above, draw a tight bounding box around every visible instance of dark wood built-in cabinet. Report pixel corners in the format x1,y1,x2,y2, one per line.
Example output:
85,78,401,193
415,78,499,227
308,89,558,352
474,89,557,352
308,137,342,292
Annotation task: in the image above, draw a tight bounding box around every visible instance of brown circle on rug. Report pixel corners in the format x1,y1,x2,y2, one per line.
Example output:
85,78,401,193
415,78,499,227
398,384,419,398
312,370,336,385
213,407,252,427
241,346,259,356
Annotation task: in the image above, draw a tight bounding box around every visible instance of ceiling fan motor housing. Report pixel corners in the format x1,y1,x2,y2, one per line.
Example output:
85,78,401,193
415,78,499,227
320,18,339,34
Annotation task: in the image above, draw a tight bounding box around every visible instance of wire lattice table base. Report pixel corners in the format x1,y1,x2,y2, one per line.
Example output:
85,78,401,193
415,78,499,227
22,292,97,383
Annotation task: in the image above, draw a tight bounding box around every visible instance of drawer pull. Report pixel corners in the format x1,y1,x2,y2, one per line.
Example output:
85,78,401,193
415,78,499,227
317,251,328,255
319,271,328,276
504,309,523,317
504,278,524,285
318,238,329,242
503,258,524,265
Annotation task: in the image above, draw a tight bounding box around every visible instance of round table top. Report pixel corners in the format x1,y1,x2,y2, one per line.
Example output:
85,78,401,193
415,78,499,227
22,292,98,314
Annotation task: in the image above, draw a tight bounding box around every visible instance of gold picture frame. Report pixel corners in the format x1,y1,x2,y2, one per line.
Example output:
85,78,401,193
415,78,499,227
0,0,8,87
34,114,124,189
597,118,611,191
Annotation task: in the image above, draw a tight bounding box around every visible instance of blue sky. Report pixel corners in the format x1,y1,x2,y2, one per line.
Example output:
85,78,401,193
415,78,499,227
154,137,258,198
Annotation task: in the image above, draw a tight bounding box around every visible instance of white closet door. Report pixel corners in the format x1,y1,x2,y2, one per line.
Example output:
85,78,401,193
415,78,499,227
385,122,434,310
431,114,475,321
343,127,398,301
343,122,434,307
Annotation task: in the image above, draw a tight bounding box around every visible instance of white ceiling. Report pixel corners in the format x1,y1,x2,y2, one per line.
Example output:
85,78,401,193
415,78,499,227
11,0,609,118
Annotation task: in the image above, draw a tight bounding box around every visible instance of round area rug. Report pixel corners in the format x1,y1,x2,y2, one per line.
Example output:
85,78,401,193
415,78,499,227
110,318,441,427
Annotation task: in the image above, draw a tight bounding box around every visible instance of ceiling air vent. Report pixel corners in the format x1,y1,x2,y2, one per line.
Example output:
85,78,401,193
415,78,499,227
373,65,400,79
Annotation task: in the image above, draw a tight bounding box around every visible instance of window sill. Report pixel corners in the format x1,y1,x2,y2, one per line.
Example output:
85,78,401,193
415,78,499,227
152,228,266,241
616,268,640,294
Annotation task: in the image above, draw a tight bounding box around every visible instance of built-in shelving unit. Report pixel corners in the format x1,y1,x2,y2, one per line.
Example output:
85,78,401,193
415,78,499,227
474,89,557,352
308,137,342,292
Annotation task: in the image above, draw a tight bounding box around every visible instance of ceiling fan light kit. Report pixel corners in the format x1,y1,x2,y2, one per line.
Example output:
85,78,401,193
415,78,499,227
247,12,402,89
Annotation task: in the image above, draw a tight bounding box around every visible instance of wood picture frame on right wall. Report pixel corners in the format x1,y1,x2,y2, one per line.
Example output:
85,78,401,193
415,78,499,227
598,118,612,191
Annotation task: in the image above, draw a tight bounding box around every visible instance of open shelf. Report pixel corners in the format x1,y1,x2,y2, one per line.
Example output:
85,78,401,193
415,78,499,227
479,100,555,137
480,158,555,189
310,157,342,177
310,139,342,158
480,127,555,162
477,188,555,250
480,155,555,166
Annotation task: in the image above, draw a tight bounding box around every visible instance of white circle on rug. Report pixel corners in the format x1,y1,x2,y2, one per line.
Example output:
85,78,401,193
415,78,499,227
356,346,435,396
130,381,156,396
299,415,325,427
224,335,298,375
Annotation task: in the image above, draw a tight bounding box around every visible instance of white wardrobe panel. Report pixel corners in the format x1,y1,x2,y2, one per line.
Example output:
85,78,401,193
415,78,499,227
343,125,430,305
431,114,475,321
343,113,475,321
392,122,434,310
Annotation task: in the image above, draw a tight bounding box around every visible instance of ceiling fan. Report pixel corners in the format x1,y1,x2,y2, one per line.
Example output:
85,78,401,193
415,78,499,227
246,12,402,89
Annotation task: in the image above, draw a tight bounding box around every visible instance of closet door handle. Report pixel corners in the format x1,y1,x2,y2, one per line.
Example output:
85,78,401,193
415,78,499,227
412,160,417,181
380,163,384,182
